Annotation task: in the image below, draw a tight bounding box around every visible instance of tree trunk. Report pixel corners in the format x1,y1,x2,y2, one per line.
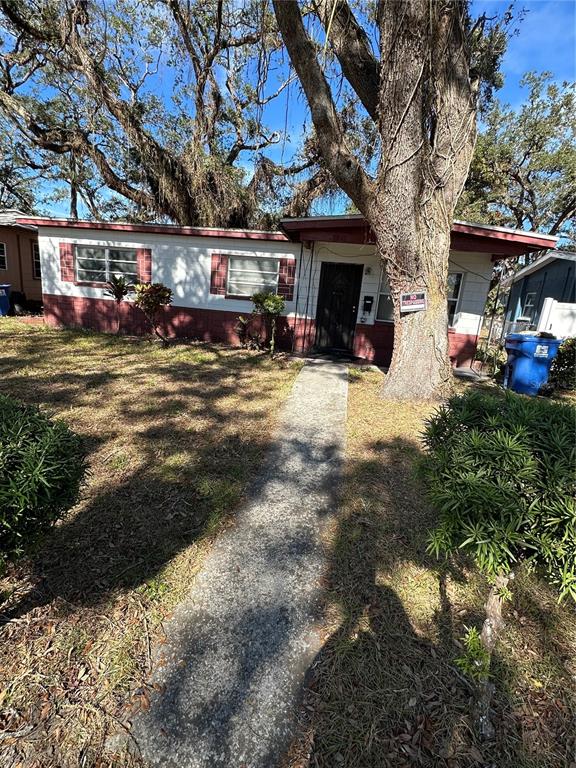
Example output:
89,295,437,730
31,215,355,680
476,573,512,740
374,232,452,400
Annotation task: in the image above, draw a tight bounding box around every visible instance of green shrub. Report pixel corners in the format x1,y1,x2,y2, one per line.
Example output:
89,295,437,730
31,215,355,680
250,291,285,355
549,337,576,391
423,389,576,601
134,282,173,342
0,394,86,571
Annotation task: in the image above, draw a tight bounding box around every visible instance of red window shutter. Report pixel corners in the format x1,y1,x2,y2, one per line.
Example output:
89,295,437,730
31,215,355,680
59,242,75,282
137,248,152,283
278,258,296,301
210,253,228,295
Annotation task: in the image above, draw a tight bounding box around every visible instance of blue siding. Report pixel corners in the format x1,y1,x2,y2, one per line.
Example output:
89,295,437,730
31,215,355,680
506,258,575,326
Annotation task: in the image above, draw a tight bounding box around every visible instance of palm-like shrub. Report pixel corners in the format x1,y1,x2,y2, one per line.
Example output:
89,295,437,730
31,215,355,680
104,275,133,334
0,394,86,571
424,389,575,600
422,389,575,737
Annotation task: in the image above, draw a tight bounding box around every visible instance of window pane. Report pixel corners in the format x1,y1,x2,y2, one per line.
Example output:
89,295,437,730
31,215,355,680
110,269,138,283
77,257,106,271
227,256,279,296
33,243,41,278
76,246,105,261
448,299,458,325
77,268,106,282
109,260,138,276
376,293,394,321
447,273,462,300
109,248,137,263
0,242,6,270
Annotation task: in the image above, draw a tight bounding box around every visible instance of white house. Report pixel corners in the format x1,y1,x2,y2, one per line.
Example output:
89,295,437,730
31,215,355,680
17,214,556,368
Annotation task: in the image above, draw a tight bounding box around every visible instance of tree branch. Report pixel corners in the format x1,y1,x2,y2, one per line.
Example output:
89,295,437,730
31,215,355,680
272,0,373,211
312,0,379,121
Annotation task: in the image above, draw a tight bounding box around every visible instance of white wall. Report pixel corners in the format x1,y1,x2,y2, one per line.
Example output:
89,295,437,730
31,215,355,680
537,297,576,337
38,228,300,315
447,251,493,335
38,228,493,335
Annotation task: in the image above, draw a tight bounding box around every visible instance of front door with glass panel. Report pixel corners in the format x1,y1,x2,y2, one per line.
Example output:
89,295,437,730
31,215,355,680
315,262,363,353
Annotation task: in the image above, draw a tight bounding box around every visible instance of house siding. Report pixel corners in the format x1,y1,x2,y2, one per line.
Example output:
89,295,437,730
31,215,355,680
506,259,576,329
0,225,42,302
39,227,493,368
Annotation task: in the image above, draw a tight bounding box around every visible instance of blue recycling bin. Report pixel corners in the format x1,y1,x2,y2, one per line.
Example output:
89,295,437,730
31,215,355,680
503,333,562,396
0,284,10,316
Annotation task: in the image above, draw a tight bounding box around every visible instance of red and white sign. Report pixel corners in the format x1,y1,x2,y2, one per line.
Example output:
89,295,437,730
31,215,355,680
400,291,427,313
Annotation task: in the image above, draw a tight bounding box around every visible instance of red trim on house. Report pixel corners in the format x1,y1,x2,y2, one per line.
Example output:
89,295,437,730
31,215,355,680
210,253,228,295
280,216,556,256
278,257,296,301
137,248,152,282
42,294,479,369
17,218,288,242
59,242,75,282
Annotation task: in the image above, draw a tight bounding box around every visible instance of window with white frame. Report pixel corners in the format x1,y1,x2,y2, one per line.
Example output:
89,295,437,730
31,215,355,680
376,272,394,321
376,269,464,324
75,245,138,283
0,243,6,270
447,272,463,325
226,256,279,297
522,292,537,321
32,242,41,279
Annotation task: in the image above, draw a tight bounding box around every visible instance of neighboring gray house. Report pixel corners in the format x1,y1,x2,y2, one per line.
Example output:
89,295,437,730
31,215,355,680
503,250,576,337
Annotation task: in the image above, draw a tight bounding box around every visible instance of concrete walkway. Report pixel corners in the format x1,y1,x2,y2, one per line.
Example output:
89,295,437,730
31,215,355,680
130,360,349,768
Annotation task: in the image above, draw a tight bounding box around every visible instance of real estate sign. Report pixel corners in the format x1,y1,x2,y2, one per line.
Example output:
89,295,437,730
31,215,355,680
400,291,427,313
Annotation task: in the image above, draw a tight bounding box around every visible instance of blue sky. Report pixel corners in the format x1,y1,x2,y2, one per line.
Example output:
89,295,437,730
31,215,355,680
474,0,575,108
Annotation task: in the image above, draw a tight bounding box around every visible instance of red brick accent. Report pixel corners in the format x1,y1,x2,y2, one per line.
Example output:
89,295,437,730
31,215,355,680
210,253,228,295
448,331,479,367
41,293,479,369
59,242,75,282
278,258,296,301
137,248,152,283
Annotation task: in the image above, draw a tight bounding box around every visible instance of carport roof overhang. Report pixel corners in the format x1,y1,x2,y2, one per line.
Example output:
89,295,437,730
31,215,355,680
279,215,557,259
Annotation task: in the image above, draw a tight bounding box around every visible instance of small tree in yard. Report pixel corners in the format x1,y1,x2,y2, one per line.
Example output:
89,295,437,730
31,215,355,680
274,1,512,399
0,394,86,572
104,275,133,335
133,282,173,343
251,292,285,356
423,389,575,739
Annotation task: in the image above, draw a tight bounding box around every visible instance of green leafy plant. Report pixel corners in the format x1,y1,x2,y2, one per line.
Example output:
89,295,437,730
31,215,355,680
250,291,285,356
133,282,173,343
474,342,506,377
0,394,86,572
549,337,576,391
422,389,576,737
456,626,492,682
104,275,133,334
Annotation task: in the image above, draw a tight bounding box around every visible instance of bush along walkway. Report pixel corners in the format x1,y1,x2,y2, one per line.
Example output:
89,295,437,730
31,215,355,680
129,360,349,767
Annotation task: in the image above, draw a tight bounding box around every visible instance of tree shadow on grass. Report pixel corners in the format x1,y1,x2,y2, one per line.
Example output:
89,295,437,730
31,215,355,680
0,328,296,624
292,435,574,768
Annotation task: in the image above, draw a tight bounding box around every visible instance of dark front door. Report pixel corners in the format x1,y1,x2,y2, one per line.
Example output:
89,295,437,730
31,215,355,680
315,262,363,353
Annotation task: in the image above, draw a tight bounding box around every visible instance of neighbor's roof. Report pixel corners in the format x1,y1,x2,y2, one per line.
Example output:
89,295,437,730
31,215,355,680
501,249,576,287
0,208,37,229
16,213,558,257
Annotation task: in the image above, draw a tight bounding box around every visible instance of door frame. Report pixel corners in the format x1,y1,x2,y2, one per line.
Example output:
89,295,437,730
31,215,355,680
314,260,364,354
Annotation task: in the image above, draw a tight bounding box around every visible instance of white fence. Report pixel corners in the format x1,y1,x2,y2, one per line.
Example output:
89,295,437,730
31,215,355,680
537,298,576,337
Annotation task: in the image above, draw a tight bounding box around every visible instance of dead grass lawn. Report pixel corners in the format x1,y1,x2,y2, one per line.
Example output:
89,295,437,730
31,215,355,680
290,368,575,768
0,319,301,767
